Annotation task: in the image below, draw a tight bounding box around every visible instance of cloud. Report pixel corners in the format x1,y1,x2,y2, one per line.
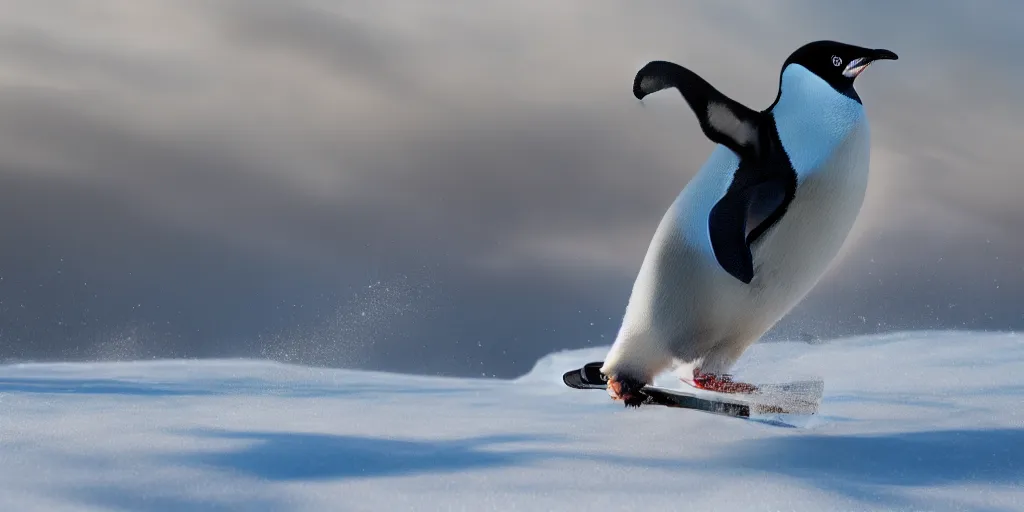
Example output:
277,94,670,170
0,0,1020,376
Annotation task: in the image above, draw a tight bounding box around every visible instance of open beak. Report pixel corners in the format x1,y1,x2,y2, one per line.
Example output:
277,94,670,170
843,48,898,78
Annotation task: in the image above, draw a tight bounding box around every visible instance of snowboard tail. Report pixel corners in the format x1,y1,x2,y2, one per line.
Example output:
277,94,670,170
563,361,822,419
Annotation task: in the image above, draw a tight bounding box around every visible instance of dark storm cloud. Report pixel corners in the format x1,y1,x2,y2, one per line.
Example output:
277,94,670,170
0,1,1021,377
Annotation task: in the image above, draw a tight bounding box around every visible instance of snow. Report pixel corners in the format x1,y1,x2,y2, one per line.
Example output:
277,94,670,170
1,331,1022,511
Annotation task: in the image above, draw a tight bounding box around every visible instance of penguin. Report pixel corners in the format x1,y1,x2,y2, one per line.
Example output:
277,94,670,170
601,40,898,406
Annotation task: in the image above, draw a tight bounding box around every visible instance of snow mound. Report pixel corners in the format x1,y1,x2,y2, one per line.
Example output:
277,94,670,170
1,330,1022,511
515,346,608,384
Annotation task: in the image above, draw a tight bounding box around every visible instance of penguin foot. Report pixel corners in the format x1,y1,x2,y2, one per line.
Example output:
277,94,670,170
607,375,648,408
691,370,758,394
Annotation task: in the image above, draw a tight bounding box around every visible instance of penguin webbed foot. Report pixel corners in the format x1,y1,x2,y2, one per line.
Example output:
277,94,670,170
691,369,759,394
607,374,650,408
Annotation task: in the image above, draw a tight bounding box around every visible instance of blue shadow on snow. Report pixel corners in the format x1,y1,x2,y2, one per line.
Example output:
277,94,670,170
714,428,1024,489
178,430,561,481
172,427,1024,488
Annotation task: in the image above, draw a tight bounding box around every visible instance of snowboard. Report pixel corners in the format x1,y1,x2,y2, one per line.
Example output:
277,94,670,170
563,361,823,420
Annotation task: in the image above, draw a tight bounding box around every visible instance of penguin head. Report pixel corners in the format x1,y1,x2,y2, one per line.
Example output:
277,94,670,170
781,40,898,97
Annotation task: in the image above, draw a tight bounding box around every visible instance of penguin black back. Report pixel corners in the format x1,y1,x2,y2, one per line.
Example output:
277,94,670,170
632,55,796,284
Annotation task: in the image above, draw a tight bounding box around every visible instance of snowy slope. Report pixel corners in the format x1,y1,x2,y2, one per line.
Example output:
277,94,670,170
1,331,1022,511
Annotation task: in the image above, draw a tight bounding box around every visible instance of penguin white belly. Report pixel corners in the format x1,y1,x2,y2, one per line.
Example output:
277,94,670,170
603,118,870,380
743,70,873,337
744,119,871,331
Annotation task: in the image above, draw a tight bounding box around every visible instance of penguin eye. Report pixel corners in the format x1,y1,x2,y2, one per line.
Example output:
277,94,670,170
831,55,843,67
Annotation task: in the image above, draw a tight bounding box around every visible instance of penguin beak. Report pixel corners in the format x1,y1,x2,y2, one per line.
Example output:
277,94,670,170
843,49,898,78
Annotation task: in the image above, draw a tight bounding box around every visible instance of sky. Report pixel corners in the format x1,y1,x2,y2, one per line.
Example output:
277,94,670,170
0,0,1021,378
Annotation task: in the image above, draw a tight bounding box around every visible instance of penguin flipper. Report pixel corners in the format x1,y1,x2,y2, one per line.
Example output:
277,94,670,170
708,176,789,284
633,60,761,159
